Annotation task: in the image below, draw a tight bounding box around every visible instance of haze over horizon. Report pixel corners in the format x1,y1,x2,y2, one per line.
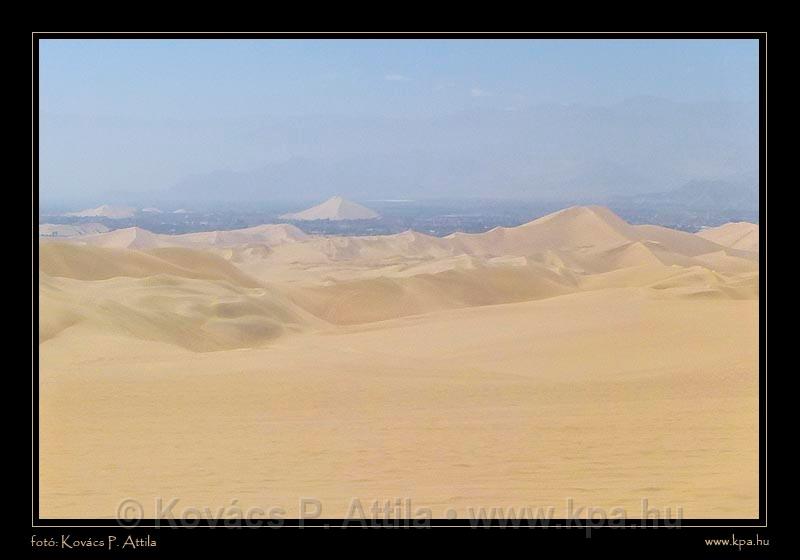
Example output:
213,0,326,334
39,39,759,207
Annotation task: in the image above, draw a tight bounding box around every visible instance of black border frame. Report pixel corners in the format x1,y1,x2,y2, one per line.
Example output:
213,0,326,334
31,29,768,543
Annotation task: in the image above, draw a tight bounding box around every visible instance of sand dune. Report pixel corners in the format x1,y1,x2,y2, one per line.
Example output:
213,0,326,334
39,242,320,350
173,223,308,246
697,222,759,252
443,206,751,267
40,206,759,344
40,274,312,351
40,242,262,286
39,222,109,238
72,226,165,249
446,206,634,256
66,223,307,251
280,196,379,220
52,206,754,282
285,261,576,324
38,206,760,519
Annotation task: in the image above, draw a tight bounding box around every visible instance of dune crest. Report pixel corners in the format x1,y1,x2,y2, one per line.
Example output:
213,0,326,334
39,243,321,350
697,222,759,252
280,196,380,221
40,206,759,347
65,223,307,251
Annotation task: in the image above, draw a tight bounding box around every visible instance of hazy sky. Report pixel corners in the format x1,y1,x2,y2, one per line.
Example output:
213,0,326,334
38,38,759,203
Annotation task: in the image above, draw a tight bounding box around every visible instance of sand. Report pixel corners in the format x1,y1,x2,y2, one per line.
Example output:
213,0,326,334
698,222,760,253
38,207,760,519
280,196,380,220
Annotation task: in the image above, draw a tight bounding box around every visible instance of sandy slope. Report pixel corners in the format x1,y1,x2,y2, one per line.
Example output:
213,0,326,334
38,207,760,519
68,223,307,250
698,222,760,253
280,196,380,220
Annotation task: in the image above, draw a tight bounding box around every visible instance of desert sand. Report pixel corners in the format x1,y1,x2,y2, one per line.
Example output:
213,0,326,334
38,207,760,519
280,196,380,220
697,222,760,253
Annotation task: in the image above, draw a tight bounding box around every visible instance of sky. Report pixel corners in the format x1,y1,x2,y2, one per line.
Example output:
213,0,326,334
38,38,760,204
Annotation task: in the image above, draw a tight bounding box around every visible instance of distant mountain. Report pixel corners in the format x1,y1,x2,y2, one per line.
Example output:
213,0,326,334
611,180,758,211
607,179,759,227
64,204,137,219
280,197,379,221
162,98,757,202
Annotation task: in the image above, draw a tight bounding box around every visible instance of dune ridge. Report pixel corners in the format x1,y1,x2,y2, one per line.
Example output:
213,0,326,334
40,206,760,345
697,222,759,252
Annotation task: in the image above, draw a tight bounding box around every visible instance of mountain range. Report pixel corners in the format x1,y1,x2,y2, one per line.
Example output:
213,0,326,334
63,97,754,204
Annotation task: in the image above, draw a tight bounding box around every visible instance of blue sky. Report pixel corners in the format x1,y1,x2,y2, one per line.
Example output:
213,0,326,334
40,39,758,119
38,38,760,202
